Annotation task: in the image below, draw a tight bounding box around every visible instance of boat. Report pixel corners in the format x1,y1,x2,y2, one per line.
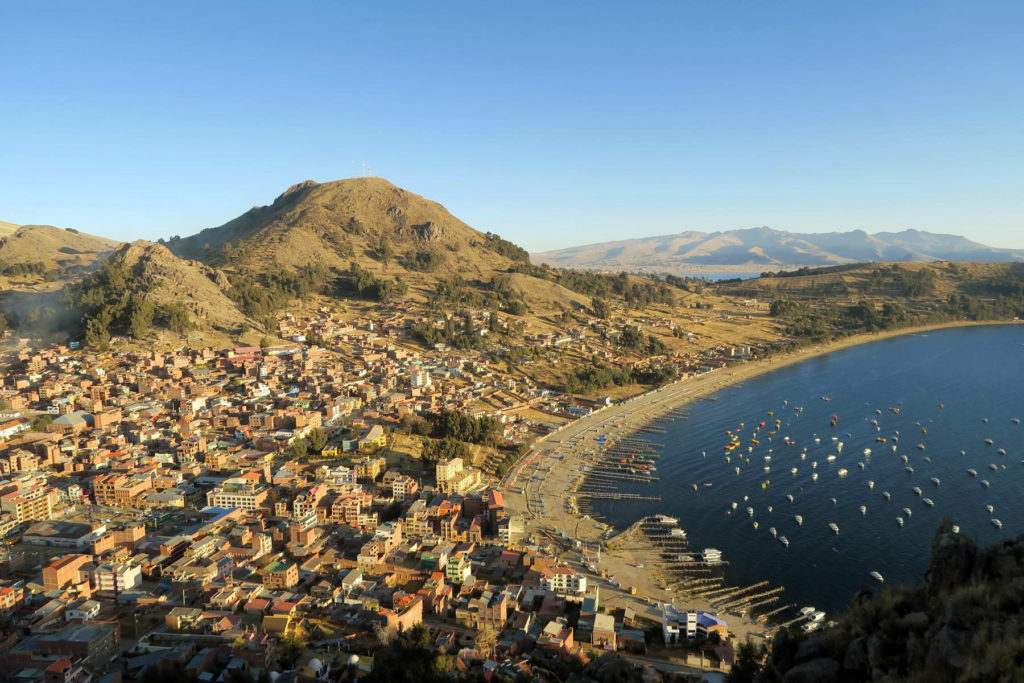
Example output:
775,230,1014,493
989,463,998,471
897,516,904,526
826,455,837,462
960,450,967,456
753,521,759,529
985,438,994,445
998,449,1007,456
779,536,789,547
863,448,872,456
992,518,1003,529
786,494,794,503
905,466,914,474
769,527,778,538
795,515,803,525
703,548,723,564
952,525,960,534
837,468,848,477
858,462,866,470
829,522,839,534
913,486,922,496
747,506,754,517
812,472,818,482
1014,418,1021,424
922,498,934,507
830,497,838,505
916,443,926,450
791,467,798,475
655,515,679,525
930,477,941,486
986,504,994,514
860,505,867,515
903,507,913,518
876,437,887,443
870,571,885,583
883,491,892,500
967,468,978,477
981,480,991,488
901,455,908,463
731,501,738,510
798,606,816,617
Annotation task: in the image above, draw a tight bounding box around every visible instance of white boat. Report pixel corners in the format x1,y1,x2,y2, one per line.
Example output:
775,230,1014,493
812,461,818,469
702,548,723,564
931,477,940,486
897,516,904,526
826,455,837,462
829,522,839,534
798,606,816,617
997,449,1007,456
1013,418,1021,424
901,455,908,463
791,467,798,475
981,480,991,488
735,466,741,475
764,466,771,472
868,480,875,489
747,506,754,517
967,468,978,477
830,497,838,505
731,501,738,510
917,443,926,450
812,472,818,482
922,498,934,507
769,527,778,538
986,504,994,514
992,518,1003,529
810,610,826,622
858,461,866,470
905,466,914,474
883,491,892,500
863,448,871,456
656,515,679,525
913,486,922,496
903,507,913,518
767,506,773,512
837,442,844,452
985,438,994,445
860,505,867,515
960,450,967,456
753,521,759,529
786,494,794,503
952,525,960,534
779,536,789,547
837,468,848,477
870,571,884,583
795,515,803,525
989,464,998,471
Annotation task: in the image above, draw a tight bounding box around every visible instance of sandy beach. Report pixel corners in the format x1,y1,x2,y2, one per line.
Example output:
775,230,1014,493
501,320,1021,644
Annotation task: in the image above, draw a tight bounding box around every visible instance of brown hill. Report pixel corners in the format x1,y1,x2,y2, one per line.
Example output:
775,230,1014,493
169,177,523,287
0,224,120,271
102,240,248,333
0,221,19,238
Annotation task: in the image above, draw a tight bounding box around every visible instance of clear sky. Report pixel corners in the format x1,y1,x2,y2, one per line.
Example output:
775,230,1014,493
2,1,1022,251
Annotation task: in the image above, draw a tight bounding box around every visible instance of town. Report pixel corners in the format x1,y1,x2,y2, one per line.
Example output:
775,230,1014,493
0,302,780,683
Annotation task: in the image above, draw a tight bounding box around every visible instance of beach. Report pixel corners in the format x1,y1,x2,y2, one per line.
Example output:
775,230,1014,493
501,319,1021,643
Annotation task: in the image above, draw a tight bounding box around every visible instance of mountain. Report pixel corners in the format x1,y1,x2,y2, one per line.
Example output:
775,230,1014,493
168,177,526,285
533,227,1024,273
0,224,121,274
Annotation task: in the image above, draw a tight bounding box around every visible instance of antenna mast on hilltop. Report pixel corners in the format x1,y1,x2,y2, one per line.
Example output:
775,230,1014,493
362,161,371,177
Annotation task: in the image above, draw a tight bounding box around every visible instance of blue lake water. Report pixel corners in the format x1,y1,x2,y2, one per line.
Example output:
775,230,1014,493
589,324,1024,614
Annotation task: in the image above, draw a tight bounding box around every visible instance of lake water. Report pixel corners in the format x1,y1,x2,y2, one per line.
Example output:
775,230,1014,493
589,324,1024,614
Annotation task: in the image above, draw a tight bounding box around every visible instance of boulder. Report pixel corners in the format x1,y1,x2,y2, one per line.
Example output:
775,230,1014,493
783,657,839,683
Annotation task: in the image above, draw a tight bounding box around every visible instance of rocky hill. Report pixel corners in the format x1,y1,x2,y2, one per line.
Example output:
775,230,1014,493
756,519,1024,681
535,227,1024,273
0,224,120,275
168,177,527,286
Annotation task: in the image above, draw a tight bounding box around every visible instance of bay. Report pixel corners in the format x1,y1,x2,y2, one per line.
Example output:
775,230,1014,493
589,324,1024,614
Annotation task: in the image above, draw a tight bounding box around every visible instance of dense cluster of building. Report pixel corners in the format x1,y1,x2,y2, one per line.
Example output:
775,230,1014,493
0,309,755,681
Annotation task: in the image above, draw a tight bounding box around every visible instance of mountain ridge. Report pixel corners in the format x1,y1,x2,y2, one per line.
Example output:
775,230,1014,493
534,227,1024,273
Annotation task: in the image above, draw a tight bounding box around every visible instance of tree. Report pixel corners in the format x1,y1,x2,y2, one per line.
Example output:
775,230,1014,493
288,438,308,459
31,415,53,431
591,296,611,319
474,624,498,658
259,335,273,349
129,297,155,338
277,631,307,669
307,427,327,453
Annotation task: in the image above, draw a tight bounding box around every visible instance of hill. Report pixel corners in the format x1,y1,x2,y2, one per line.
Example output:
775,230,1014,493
0,224,120,277
534,227,1024,273
752,519,1024,681
168,177,527,285
0,221,19,238
61,240,249,347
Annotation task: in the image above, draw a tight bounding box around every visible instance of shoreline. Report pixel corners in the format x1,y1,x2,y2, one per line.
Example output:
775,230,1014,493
502,319,1021,644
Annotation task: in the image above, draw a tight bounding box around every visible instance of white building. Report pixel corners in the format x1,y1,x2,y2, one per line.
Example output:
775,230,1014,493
410,370,432,389
94,563,142,592
540,566,587,597
65,599,101,621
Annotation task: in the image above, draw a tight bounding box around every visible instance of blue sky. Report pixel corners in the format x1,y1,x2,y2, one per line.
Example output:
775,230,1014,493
2,1,1022,250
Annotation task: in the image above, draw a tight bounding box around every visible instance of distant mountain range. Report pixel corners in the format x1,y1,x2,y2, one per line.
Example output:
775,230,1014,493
533,227,1024,273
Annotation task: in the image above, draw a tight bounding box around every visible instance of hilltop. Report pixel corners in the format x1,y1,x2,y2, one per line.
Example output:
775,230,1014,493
534,227,1024,273
0,224,120,278
168,177,525,286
